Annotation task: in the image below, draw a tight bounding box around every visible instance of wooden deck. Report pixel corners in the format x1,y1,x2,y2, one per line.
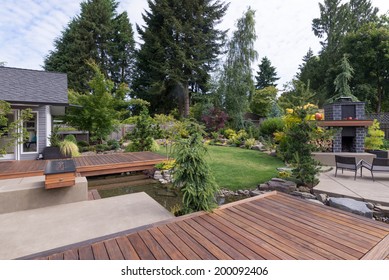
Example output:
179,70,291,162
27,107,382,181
25,192,389,260
0,152,165,179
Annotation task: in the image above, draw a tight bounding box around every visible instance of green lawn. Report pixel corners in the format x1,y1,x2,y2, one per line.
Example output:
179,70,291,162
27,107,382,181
206,145,283,190
157,144,283,191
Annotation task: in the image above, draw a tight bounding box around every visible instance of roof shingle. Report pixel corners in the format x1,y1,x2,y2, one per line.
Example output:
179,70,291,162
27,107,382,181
0,67,68,105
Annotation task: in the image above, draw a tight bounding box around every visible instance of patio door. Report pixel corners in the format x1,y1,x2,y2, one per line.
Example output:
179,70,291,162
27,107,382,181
0,110,18,160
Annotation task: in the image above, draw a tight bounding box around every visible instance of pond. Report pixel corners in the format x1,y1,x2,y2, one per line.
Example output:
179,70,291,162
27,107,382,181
93,174,248,213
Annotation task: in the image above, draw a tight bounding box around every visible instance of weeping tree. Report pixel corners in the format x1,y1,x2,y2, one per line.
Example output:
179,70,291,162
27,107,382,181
173,123,219,214
220,7,258,130
327,54,359,103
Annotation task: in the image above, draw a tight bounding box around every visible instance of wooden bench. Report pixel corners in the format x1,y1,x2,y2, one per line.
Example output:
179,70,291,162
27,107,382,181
361,158,389,181
335,155,362,180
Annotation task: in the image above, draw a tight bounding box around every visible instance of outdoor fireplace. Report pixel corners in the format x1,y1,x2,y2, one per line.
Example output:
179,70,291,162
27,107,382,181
320,97,373,153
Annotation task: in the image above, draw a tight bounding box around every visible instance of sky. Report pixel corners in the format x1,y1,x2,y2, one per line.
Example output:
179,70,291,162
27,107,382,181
1,0,389,89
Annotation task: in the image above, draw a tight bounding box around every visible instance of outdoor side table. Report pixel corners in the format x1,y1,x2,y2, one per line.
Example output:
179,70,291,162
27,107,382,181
44,159,76,189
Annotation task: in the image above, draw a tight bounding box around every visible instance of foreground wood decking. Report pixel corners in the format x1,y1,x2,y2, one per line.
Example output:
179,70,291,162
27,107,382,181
0,152,166,179
26,192,389,260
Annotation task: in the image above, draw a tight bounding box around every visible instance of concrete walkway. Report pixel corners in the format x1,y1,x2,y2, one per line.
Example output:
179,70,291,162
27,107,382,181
314,168,389,206
0,192,174,259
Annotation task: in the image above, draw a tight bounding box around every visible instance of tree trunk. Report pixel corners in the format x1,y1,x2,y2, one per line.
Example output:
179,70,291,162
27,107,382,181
183,85,190,118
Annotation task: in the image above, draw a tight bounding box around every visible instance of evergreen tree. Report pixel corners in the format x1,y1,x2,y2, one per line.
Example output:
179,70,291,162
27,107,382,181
173,124,219,213
133,0,229,117
255,57,279,89
333,54,356,98
44,0,135,92
342,19,389,112
308,0,379,105
220,7,258,130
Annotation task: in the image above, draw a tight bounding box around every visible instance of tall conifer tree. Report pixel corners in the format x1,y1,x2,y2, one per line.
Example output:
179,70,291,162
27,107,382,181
44,0,135,92
133,0,229,116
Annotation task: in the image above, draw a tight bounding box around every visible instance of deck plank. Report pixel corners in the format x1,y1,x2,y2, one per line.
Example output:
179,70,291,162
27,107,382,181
158,225,201,260
255,199,377,250
78,246,94,260
104,239,124,260
175,220,233,260
270,194,389,236
0,152,165,180
166,223,217,260
91,242,109,260
116,236,140,260
235,203,362,259
361,234,389,260
127,233,156,260
29,192,389,261
148,228,186,260
138,230,170,260
63,249,79,260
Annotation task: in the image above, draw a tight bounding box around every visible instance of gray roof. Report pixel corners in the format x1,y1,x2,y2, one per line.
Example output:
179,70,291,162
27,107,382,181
0,67,68,105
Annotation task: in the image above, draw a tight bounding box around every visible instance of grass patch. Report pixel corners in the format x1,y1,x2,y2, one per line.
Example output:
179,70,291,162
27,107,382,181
156,144,283,191
206,146,283,190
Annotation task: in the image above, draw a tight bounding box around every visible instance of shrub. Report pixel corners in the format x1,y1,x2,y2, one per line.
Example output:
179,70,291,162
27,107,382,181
365,119,385,150
49,126,61,147
95,144,110,153
259,117,285,138
127,107,155,151
77,140,89,147
244,138,256,149
64,134,77,144
201,107,228,132
223,128,236,139
59,140,80,157
155,159,176,170
107,139,120,150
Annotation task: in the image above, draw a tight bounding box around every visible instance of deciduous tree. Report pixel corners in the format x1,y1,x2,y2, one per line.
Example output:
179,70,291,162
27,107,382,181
220,7,258,129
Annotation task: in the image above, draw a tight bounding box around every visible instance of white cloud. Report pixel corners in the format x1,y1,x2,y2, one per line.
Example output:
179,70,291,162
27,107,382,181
1,0,388,85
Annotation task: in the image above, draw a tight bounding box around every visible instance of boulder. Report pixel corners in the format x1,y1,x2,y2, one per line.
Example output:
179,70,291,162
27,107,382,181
366,202,375,210
329,197,373,218
250,190,265,197
298,186,311,193
316,193,328,204
265,179,297,193
291,191,316,200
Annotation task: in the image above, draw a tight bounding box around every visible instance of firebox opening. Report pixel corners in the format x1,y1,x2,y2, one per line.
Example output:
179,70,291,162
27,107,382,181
342,136,356,152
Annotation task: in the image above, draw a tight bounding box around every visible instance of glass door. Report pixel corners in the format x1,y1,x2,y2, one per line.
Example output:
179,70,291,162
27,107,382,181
0,111,17,160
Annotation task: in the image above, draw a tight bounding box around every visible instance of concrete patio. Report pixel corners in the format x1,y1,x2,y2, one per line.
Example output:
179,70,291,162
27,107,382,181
314,168,389,207
0,192,174,259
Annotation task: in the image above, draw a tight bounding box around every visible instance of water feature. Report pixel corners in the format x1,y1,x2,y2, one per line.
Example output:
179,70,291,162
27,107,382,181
93,173,249,212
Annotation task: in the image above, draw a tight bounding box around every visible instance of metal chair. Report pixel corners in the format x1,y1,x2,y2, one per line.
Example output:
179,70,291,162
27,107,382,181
335,155,362,180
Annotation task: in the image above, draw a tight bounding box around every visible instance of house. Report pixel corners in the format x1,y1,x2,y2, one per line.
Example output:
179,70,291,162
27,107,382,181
0,67,68,160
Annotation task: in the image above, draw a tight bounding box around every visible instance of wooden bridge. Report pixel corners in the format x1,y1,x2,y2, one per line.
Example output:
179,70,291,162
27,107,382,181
0,152,166,179
24,192,389,260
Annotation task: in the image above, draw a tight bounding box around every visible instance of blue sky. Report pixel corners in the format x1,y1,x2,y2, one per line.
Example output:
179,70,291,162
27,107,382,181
1,0,389,88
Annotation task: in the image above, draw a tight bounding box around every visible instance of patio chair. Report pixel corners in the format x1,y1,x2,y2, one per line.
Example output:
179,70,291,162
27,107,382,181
334,155,362,180
360,158,389,181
